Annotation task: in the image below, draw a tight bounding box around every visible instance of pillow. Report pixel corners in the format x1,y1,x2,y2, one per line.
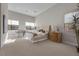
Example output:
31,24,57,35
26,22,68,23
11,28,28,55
33,33,38,37
38,29,45,33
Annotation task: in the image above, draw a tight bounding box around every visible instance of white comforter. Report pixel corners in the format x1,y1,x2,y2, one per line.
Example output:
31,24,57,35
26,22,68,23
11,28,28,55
8,30,48,42
28,30,48,43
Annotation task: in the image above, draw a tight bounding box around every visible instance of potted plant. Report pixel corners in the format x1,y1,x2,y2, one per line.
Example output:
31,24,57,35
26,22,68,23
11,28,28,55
72,14,79,52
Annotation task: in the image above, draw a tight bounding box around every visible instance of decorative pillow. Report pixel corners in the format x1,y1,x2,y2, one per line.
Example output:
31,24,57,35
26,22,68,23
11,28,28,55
33,33,38,37
38,29,45,33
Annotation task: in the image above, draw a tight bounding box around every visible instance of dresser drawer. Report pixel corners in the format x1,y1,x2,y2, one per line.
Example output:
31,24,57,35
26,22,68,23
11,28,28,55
48,32,62,43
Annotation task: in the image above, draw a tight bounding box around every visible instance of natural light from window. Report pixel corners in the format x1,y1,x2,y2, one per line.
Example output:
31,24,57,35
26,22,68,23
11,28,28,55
8,20,19,25
4,32,16,44
25,22,36,27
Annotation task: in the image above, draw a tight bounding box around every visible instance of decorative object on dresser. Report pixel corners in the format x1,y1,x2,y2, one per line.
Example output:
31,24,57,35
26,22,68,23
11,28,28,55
48,25,62,43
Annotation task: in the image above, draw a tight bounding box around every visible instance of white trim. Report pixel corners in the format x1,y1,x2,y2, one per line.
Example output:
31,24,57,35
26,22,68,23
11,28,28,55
63,40,78,47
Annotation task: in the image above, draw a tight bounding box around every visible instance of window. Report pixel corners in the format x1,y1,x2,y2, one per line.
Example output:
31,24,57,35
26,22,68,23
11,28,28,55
8,19,19,30
8,20,19,25
25,22,36,30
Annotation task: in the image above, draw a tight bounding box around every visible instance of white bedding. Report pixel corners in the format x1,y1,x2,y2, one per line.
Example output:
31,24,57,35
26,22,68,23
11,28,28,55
8,30,48,43
30,30,48,43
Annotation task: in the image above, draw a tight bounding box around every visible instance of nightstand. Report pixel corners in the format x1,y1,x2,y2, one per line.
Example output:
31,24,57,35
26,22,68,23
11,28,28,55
48,32,62,43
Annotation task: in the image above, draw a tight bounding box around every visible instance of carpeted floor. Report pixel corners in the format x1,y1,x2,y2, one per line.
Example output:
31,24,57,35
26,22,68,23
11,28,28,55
0,39,79,56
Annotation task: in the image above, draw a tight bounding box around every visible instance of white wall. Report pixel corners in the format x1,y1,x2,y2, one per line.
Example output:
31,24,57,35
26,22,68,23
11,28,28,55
8,11,35,30
0,3,8,47
0,4,1,47
35,3,78,46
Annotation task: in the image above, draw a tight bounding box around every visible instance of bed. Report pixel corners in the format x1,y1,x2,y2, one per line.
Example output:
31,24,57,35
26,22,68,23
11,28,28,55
8,29,48,43
31,31,48,43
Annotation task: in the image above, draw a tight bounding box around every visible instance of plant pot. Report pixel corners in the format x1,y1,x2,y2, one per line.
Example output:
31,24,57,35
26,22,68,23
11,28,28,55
76,47,79,52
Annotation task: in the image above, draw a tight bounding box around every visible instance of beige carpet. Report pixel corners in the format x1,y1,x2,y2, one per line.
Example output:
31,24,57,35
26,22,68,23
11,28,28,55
0,40,79,56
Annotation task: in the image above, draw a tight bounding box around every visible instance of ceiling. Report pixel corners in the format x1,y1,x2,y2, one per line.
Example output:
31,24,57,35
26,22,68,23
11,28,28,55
8,3,56,17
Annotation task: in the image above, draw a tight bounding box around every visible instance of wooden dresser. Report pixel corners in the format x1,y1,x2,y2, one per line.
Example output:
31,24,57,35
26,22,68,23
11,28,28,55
48,32,62,43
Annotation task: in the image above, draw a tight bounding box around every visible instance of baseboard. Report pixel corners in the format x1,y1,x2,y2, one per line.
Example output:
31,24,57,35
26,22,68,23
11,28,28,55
63,40,78,47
